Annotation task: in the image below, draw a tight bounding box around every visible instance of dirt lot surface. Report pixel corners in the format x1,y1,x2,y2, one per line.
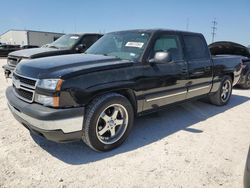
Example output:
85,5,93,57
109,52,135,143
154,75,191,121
0,57,249,188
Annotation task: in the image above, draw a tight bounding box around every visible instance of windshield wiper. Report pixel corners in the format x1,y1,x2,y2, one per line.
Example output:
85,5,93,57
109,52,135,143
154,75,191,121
48,45,59,49
102,53,121,59
84,52,122,60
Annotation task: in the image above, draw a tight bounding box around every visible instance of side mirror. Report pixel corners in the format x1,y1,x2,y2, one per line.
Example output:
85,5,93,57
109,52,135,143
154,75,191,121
75,44,86,53
149,51,172,64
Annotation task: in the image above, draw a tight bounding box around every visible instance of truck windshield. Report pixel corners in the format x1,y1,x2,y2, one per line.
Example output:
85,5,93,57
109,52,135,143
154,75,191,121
47,34,80,49
85,32,151,61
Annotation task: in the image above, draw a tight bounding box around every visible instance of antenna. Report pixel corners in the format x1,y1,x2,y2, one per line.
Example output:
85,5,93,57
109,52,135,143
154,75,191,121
186,18,190,31
211,18,217,43
74,23,76,33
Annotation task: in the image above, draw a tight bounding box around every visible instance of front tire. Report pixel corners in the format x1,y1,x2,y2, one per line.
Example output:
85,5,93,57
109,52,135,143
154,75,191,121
82,93,134,151
209,76,233,106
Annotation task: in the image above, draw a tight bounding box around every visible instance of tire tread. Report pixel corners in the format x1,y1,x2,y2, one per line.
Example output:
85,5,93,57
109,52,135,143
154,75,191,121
82,93,132,151
209,75,232,106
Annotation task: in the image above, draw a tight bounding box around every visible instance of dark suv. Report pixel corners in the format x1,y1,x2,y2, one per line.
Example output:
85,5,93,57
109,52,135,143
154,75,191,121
0,44,20,57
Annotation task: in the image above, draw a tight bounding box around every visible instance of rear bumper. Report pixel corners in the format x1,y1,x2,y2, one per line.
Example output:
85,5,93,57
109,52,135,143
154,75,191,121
6,87,85,142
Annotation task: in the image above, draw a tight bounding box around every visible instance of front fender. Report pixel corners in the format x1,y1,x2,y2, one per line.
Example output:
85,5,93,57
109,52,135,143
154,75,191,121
74,81,138,105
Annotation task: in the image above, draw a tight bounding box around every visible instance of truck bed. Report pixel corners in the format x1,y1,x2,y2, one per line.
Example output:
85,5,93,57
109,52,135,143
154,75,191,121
212,55,243,85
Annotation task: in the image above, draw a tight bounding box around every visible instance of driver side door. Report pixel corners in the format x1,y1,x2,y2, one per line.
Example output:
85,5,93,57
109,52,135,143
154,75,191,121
142,33,188,111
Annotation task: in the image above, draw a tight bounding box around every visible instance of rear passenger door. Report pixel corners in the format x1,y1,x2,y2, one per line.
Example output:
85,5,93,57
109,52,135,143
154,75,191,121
142,33,188,111
183,35,213,99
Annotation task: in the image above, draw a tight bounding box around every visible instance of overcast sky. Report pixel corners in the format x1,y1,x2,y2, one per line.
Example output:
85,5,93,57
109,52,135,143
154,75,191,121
1,0,250,46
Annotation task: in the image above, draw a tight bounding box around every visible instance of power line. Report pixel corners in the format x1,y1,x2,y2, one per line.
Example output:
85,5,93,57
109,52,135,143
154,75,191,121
211,18,217,43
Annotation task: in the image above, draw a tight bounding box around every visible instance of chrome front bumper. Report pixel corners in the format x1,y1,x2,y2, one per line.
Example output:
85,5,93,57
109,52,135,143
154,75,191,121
6,86,85,138
8,103,84,133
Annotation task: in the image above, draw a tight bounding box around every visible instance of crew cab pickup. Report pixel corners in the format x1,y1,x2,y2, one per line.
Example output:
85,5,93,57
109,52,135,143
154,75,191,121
3,33,102,78
6,29,243,151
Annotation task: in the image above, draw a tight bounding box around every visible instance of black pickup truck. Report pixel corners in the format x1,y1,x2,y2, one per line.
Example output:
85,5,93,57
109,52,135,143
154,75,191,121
6,29,243,151
3,33,102,78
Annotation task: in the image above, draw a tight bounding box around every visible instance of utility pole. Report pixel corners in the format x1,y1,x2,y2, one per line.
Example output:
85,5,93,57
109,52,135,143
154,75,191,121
211,18,217,43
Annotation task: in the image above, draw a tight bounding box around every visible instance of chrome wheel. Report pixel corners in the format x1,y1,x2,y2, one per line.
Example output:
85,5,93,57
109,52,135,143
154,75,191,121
96,104,129,144
221,80,232,102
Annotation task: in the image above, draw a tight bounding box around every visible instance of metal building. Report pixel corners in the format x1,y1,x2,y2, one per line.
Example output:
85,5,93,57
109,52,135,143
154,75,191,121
0,30,64,46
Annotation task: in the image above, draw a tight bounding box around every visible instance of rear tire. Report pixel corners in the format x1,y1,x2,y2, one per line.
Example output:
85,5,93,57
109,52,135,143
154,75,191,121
209,76,233,106
82,93,134,152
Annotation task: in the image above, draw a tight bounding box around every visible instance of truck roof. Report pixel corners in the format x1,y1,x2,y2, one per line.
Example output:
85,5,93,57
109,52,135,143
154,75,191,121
67,33,103,36
109,29,203,36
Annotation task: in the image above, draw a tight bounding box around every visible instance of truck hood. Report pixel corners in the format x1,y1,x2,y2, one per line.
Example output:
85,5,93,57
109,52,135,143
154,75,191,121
8,47,69,59
15,54,133,79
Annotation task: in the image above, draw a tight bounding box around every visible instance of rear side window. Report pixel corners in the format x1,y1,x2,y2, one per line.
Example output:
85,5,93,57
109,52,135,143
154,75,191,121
152,35,183,61
183,35,210,60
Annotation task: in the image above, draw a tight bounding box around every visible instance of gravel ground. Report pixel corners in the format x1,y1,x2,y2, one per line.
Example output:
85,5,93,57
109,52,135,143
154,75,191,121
0,57,249,188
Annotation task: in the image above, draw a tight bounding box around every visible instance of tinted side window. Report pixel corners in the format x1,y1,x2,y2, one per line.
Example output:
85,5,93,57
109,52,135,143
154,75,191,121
152,35,183,61
183,35,210,60
81,35,100,48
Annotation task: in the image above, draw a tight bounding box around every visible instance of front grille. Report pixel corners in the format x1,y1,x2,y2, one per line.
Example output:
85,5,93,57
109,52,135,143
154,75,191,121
12,72,38,103
7,56,20,66
13,73,36,87
14,86,33,101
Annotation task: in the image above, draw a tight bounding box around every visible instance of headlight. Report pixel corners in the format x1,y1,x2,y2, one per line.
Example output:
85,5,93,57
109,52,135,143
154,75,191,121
35,79,63,107
37,79,63,91
35,94,59,107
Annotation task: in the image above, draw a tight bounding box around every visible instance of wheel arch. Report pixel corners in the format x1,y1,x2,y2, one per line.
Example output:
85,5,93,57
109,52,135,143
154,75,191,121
225,72,234,83
86,88,138,115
